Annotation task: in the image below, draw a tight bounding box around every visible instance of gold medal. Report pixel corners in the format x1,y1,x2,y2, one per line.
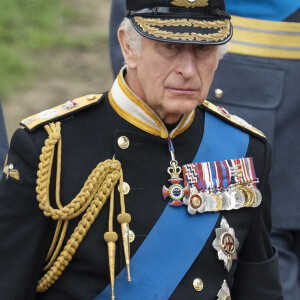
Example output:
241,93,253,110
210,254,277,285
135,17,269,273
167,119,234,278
238,186,250,207
244,186,255,207
213,194,223,212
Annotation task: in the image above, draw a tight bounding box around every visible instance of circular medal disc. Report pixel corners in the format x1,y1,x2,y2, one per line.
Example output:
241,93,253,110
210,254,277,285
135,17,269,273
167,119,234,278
197,192,207,213
217,192,229,210
239,186,250,208
205,193,217,212
213,194,223,212
244,186,255,207
221,232,236,256
169,184,184,201
230,188,245,209
190,194,202,210
251,186,262,207
224,191,235,210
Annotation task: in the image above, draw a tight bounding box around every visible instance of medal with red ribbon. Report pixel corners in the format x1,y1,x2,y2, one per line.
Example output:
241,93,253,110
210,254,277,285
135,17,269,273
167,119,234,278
162,134,190,207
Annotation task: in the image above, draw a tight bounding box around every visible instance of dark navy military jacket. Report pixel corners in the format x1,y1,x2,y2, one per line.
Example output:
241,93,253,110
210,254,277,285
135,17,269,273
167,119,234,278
0,78,283,299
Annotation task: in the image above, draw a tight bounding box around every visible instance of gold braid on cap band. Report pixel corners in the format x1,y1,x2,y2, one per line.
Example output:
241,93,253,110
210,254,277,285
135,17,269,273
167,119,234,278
170,0,209,8
134,17,230,42
36,122,131,299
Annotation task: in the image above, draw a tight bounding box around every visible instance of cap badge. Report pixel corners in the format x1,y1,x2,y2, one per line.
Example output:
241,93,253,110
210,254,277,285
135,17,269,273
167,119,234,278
170,0,209,8
213,218,239,272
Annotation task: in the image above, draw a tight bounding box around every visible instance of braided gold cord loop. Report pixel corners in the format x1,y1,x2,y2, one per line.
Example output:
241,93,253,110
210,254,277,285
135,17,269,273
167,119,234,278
36,122,123,293
36,124,120,220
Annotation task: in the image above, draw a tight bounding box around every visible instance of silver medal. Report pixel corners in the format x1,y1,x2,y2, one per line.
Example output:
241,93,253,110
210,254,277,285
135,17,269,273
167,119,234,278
217,192,230,211
250,186,262,207
197,191,206,213
229,188,245,209
184,187,206,215
205,193,217,212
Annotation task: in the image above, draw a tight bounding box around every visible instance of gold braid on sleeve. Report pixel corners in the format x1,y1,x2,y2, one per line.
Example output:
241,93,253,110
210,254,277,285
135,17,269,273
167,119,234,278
36,122,131,298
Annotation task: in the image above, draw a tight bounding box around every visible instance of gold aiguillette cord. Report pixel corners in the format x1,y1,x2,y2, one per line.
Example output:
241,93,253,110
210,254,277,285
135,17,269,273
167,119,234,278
104,162,131,299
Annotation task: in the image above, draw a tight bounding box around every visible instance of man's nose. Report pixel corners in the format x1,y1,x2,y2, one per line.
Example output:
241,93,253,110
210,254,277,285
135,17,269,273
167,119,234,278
176,48,197,78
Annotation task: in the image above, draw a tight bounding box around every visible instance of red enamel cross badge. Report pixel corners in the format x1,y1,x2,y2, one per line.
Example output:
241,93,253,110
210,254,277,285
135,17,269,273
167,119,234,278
162,177,190,207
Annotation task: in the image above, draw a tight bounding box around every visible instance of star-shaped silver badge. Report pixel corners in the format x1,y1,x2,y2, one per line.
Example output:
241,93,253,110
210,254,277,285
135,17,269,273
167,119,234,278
217,280,231,300
213,218,239,271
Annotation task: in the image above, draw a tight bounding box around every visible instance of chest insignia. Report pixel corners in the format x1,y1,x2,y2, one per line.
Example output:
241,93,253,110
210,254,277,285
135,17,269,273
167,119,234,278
217,280,231,300
213,218,239,272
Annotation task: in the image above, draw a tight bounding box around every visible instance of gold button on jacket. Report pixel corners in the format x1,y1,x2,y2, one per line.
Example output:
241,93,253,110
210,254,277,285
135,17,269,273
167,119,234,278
117,136,130,149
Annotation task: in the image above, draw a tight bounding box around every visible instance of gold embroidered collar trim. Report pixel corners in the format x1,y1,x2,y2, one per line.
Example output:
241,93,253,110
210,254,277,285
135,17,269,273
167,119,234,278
109,67,195,139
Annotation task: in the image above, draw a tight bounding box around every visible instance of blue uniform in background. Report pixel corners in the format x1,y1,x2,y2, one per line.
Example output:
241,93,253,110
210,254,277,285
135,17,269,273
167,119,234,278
109,0,126,78
109,1,300,299
209,4,300,300
0,100,8,179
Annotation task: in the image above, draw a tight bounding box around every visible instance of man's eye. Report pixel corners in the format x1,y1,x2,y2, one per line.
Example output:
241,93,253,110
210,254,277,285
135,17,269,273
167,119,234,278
164,43,176,50
194,45,211,51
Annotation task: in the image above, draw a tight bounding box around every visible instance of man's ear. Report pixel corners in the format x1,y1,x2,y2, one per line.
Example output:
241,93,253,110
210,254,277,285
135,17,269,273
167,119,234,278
118,27,138,69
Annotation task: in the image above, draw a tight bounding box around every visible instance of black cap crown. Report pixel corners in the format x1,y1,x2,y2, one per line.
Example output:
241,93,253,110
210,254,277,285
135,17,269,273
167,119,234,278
126,0,232,44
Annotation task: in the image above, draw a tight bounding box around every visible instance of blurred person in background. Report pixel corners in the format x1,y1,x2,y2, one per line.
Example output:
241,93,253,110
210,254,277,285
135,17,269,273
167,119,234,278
0,0,283,299
0,100,8,179
109,1,300,299
110,0,126,78
207,3,300,300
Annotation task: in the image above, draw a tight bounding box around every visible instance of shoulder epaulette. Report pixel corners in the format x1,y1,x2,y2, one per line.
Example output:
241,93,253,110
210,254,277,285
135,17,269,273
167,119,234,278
20,93,103,132
200,100,266,140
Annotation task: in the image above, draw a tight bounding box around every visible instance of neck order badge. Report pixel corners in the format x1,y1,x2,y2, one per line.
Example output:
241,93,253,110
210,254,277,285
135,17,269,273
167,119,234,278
96,111,249,300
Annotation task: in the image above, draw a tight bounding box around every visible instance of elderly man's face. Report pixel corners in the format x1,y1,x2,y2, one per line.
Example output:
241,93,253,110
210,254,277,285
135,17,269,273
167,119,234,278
124,37,219,124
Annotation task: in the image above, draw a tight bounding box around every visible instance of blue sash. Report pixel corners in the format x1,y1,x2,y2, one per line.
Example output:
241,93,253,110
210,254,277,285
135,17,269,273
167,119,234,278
96,112,249,299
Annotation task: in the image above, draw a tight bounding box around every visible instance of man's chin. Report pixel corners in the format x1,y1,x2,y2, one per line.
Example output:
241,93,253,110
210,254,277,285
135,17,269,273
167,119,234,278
164,99,199,115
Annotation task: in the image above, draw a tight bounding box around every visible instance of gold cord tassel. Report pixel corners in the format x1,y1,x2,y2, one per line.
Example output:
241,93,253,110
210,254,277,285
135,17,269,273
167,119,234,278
36,122,122,293
117,169,132,282
118,215,131,281
104,188,118,300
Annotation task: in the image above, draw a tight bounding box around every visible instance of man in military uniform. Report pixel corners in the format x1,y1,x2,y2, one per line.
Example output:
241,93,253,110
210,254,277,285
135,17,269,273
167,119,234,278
110,2,300,298
0,1,283,299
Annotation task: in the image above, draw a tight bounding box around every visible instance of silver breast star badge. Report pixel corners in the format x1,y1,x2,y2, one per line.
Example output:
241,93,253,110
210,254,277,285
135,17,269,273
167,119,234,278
213,217,239,272
217,280,231,300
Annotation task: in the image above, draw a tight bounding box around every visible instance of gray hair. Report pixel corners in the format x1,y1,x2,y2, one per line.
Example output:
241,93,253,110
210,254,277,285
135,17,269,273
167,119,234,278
120,18,142,56
119,17,228,59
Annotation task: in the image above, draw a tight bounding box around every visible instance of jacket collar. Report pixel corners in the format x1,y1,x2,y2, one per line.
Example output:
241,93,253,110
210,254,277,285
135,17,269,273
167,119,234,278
109,67,195,139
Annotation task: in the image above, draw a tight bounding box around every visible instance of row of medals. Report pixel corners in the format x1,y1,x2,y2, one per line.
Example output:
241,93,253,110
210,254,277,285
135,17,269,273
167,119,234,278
184,183,262,214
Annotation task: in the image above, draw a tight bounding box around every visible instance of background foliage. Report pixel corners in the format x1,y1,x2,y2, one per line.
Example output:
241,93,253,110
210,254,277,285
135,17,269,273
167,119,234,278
1,0,113,137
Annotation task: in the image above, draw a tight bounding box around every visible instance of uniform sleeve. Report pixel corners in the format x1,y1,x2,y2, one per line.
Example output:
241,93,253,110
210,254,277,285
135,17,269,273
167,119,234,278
0,128,53,299
231,141,283,299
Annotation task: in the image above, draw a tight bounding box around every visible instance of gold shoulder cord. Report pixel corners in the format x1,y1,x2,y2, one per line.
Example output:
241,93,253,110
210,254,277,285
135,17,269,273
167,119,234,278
36,122,131,299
